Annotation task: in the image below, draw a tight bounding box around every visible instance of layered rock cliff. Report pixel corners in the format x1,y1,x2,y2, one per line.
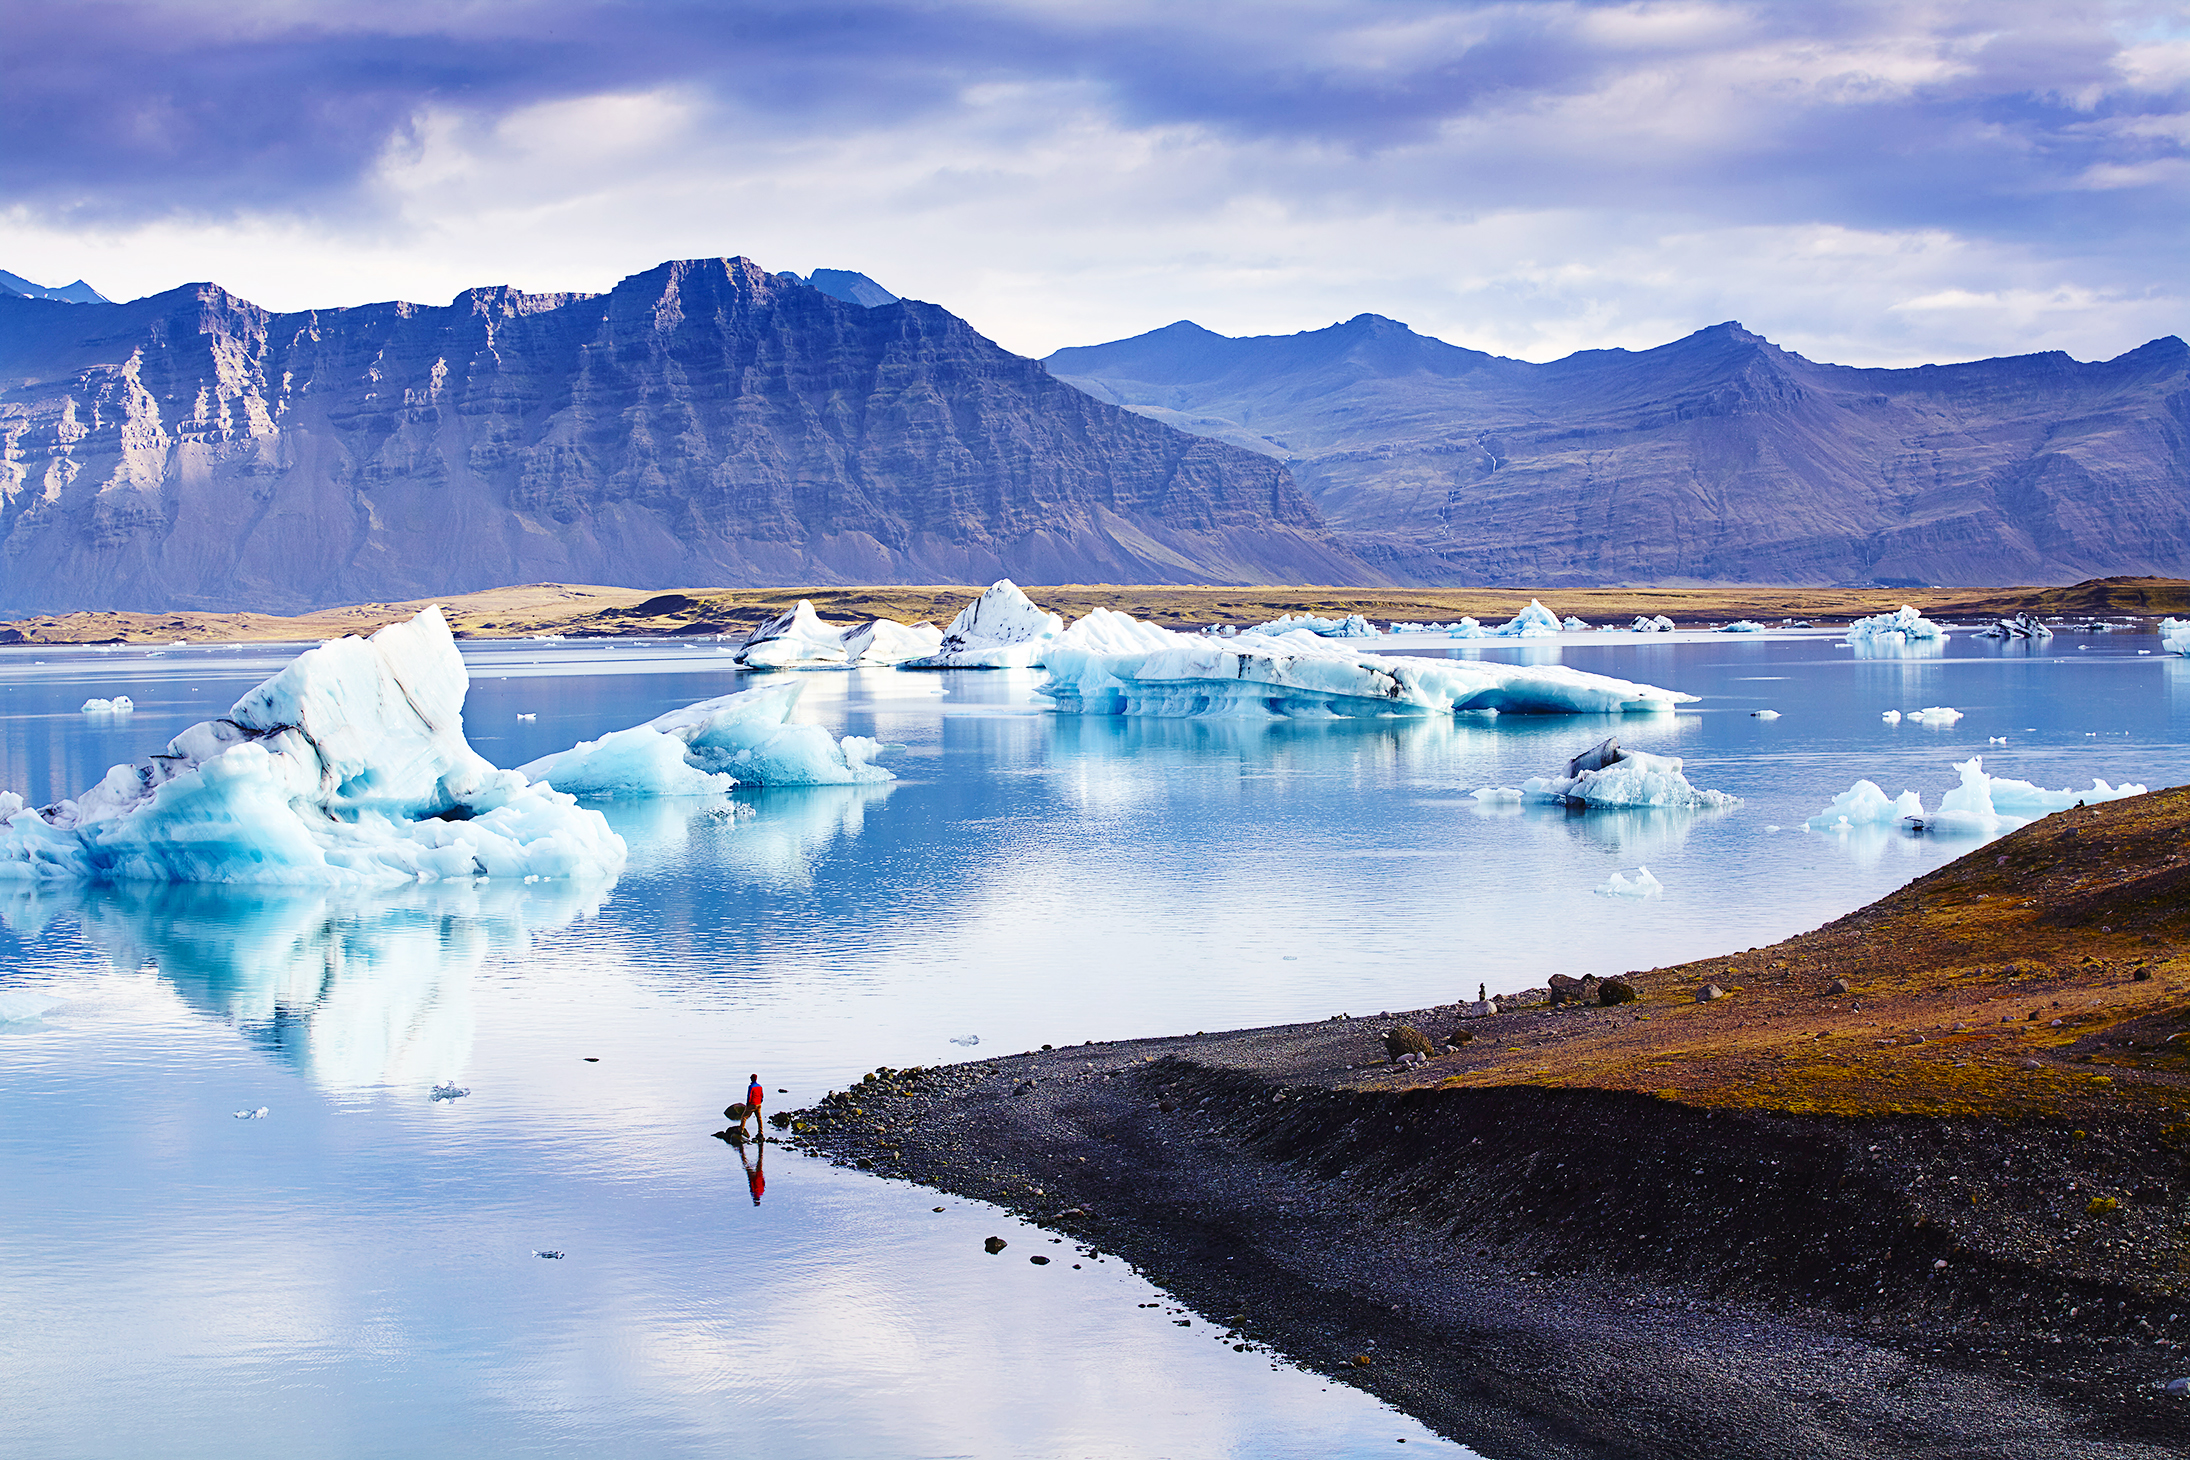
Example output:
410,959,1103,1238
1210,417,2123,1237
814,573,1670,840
1048,317,2190,586
0,259,1370,613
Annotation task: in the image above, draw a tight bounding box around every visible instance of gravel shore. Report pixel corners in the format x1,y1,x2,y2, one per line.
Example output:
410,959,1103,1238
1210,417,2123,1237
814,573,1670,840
785,1009,2189,1458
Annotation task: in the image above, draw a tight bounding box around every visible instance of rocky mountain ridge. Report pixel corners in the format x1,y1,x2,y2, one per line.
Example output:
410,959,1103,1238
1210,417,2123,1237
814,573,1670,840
1048,317,2190,586
0,259,1368,613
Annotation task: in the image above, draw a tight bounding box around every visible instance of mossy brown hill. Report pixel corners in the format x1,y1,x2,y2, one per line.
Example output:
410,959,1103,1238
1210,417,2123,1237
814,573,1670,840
787,790,2190,1457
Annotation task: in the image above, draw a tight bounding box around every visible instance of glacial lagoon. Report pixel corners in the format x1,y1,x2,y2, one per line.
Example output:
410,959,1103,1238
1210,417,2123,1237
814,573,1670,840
2,631,2184,1458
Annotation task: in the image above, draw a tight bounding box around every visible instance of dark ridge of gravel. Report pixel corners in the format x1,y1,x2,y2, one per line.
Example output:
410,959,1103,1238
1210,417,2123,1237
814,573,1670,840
781,1013,2190,1460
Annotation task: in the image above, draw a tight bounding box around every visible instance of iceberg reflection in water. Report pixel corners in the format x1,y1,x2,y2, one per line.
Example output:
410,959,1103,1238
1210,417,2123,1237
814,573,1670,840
0,877,607,1091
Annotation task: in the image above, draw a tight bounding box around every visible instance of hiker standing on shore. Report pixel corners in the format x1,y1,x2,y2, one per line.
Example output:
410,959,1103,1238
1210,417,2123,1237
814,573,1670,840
744,1073,765,1137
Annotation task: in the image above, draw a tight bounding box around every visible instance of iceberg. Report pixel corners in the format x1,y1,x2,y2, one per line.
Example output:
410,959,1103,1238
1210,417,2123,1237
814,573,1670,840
81,697,135,714
1249,612,1376,639
1596,866,1665,899
2160,618,2190,655
908,580,1064,668
1514,741,1738,810
1806,780,1925,831
1632,615,1675,633
1493,600,1562,638
841,618,945,667
1882,710,1903,725
521,681,894,794
736,601,849,669
1808,758,2146,837
1846,605,1945,647
1718,621,1765,633
1447,618,1491,639
1562,616,1589,631
0,609,624,886
1975,613,2053,641
1909,707,1963,726
1057,606,1181,655
1040,613,1696,719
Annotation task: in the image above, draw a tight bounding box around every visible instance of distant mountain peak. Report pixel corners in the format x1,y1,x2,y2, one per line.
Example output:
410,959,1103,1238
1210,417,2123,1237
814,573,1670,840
0,269,110,304
789,268,899,308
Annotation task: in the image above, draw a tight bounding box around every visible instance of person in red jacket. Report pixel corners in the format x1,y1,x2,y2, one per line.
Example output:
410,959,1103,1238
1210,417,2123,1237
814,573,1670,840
744,1074,765,1137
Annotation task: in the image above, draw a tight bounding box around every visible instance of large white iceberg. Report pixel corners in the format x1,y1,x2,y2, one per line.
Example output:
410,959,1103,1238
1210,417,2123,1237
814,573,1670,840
1632,614,1676,633
2160,618,2190,655
521,681,893,795
1808,757,2146,837
908,580,1064,668
1041,615,1695,719
1846,605,1945,647
0,609,625,885
1249,612,1376,639
736,601,850,669
1447,618,1491,639
842,618,944,666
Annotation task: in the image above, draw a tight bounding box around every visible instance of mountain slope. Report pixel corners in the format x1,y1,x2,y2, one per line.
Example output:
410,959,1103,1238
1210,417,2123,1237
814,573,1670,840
0,269,109,304
1048,318,2190,586
0,259,1372,613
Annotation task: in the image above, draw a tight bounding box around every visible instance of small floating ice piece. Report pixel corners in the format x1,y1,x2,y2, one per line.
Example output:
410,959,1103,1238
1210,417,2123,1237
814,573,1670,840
1751,709,1780,719
1719,621,1765,633
1988,736,2007,745
1596,866,1665,898
1631,614,1675,633
1846,605,1945,647
232,1106,269,1119
80,697,134,714
534,1250,565,1259
1562,616,1589,631
1910,707,1963,726
1471,787,1525,804
1882,710,1903,725
949,1034,981,1047
516,713,536,722
430,1083,470,1101
1492,600,1561,638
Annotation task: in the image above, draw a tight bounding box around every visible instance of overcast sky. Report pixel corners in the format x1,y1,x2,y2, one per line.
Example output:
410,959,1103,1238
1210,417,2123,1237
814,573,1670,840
4,0,2184,365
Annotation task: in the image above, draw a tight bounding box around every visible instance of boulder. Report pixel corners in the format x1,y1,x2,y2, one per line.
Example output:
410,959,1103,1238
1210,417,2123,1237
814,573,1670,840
1547,974,1586,1007
1827,977,1851,996
1384,1024,1437,1062
1445,1027,1476,1048
1598,978,1637,1005
1696,983,1726,1002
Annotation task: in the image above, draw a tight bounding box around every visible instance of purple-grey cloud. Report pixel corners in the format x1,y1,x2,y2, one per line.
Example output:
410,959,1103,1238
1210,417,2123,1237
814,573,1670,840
3,1,2183,249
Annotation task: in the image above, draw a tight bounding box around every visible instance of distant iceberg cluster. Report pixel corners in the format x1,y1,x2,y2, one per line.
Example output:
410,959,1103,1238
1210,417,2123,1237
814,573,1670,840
1249,611,1376,639
520,681,893,795
1042,615,1694,720
1845,605,1946,648
0,609,626,886
1808,757,2146,837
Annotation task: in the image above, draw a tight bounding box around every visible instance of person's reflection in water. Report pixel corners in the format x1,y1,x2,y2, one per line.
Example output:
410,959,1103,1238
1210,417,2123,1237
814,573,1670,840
738,1133,765,1206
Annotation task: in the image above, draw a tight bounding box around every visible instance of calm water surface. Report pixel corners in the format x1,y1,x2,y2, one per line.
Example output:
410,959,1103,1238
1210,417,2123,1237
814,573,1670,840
2,631,2185,1458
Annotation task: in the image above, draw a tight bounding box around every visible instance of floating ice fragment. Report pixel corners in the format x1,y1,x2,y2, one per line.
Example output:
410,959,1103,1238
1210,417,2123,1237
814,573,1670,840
736,601,850,669
1882,710,1903,725
1447,617,1490,639
841,618,944,666
429,1083,470,1101
1751,710,1781,719
1492,600,1562,638
1910,707,1963,726
1471,787,1525,804
2161,619,2190,655
80,697,134,714
515,713,536,721
1846,606,1945,647
232,1106,268,1119
1810,758,2147,837
1041,610,1694,719
1518,737,1737,810
0,609,624,886
908,581,1065,668
1719,621,1765,633
1989,736,2008,745
1250,611,1376,639
1976,613,2052,641
1596,866,1665,898
534,1250,564,1259
521,681,892,794
949,1034,981,1047
1631,615,1676,633
1562,616,1589,631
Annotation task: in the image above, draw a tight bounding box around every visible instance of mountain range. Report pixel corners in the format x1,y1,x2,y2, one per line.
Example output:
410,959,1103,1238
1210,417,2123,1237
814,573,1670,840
1047,316,2190,586
0,259,1363,614
0,270,109,305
